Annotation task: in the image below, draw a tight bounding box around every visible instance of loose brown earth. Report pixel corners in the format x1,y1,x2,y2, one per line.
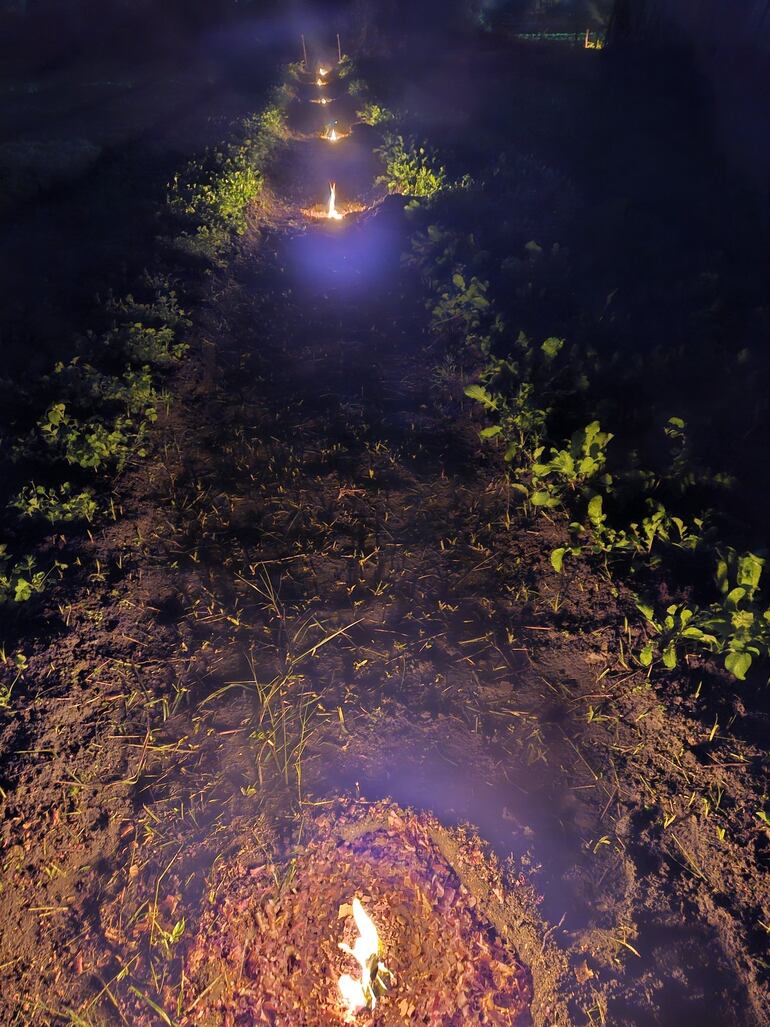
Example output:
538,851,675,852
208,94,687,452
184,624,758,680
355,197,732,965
183,801,532,1026
1,51,769,1027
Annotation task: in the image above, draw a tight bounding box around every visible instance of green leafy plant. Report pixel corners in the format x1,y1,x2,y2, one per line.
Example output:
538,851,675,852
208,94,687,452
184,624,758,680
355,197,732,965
52,360,160,416
466,378,547,461
401,184,767,683
406,223,462,279
433,270,492,336
346,77,368,99
637,551,770,679
179,161,262,235
153,916,186,958
118,367,162,415
169,102,288,249
528,421,613,509
337,55,355,79
571,495,706,560
255,102,288,141
112,281,190,331
357,102,393,126
376,134,447,198
28,403,151,471
10,483,97,524
110,323,187,367
0,544,46,605
465,333,574,480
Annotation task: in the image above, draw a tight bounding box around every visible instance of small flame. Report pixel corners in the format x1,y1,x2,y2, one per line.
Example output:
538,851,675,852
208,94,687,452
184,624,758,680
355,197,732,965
327,182,343,220
319,66,329,77
337,898,392,1016
317,77,326,87
328,127,339,142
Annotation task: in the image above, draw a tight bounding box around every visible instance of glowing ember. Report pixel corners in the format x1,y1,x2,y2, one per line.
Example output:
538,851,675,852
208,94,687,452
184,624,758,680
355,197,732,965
327,182,343,220
316,77,326,87
337,898,393,1016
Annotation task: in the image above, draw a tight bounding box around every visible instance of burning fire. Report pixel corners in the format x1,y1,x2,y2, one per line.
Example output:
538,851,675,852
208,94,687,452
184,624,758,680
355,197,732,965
327,182,343,220
311,97,333,106
316,77,326,87
327,127,339,142
319,66,329,77
303,188,364,222
338,898,393,1016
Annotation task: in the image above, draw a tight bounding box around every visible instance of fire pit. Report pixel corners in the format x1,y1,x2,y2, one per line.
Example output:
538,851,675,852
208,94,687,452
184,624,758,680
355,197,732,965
327,181,344,220
337,896,394,1016
185,801,533,1025
302,183,366,222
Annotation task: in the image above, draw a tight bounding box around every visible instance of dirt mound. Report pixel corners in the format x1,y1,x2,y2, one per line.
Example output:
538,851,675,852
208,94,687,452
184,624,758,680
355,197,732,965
185,802,533,1026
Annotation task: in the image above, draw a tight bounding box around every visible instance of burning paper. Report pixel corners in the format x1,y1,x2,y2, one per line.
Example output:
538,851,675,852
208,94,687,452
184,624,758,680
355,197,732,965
337,898,393,1016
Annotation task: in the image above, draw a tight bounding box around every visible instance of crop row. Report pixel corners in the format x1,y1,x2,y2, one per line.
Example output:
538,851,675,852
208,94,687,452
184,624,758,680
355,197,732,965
393,164,769,682
0,77,294,632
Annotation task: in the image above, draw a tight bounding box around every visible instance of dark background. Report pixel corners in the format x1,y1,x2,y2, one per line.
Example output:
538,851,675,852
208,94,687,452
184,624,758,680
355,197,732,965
0,0,767,391
1,0,767,196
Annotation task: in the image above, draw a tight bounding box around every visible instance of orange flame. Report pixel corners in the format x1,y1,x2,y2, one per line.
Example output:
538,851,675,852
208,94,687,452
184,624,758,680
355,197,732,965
338,898,391,1016
327,182,343,220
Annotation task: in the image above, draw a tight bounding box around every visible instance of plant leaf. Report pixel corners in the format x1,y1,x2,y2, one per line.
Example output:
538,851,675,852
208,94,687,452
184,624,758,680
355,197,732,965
725,650,752,680
551,548,567,573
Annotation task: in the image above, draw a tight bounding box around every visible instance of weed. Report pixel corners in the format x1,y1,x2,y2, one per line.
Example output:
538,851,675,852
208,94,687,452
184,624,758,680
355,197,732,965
153,916,186,959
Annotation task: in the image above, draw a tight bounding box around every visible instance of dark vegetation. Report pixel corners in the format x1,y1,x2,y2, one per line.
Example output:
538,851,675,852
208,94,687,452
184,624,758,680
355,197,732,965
407,60,770,680
1,1,769,1024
